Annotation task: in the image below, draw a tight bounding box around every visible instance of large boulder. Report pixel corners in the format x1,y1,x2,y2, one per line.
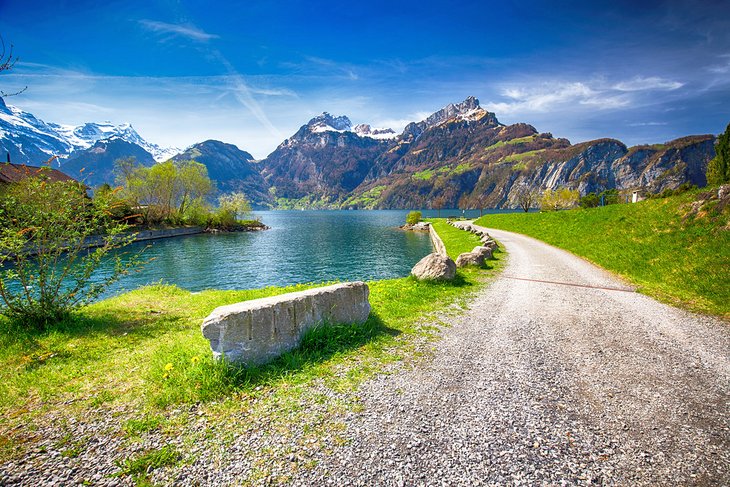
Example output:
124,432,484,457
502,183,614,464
472,245,493,260
411,252,456,281
201,282,371,365
455,251,485,268
481,236,498,250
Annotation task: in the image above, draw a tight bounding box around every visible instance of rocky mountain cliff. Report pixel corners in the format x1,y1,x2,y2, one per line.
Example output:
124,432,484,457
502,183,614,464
259,113,394,206
340,97,716,209
0,96,718,209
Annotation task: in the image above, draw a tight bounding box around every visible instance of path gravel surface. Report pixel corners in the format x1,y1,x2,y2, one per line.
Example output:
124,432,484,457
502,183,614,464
291,226,730,486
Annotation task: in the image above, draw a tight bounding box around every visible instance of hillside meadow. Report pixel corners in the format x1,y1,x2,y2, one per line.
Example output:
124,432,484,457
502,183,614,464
475,188,729,318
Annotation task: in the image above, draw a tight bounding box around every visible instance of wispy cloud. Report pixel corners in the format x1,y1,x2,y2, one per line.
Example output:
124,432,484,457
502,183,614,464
485,81,630,114
706,54,730,74
627,121,669,127
138,19,219,42
210,50,285,141
284,56,361,81
612,76,684,92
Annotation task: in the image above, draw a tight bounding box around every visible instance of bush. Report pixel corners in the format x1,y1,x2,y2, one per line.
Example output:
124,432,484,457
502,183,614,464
579,192,600,208
207,193,252,229
539,188,579,211
406,211,422,225
707,122,729,185
0,171,144,329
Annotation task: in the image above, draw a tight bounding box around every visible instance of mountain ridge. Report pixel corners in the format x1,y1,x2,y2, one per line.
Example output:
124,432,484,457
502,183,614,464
0,96,718,209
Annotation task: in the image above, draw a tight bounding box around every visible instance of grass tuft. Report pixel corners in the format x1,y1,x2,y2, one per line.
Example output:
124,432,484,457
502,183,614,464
115,444,180,479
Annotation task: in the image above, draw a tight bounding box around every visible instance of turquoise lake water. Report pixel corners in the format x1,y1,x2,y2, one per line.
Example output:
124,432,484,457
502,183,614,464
93,209,518,296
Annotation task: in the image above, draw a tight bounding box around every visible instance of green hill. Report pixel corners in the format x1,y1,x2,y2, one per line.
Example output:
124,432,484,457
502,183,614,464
475,188,730,317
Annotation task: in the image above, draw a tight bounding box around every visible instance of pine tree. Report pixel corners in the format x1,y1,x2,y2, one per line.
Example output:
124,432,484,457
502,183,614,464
707,123,730,185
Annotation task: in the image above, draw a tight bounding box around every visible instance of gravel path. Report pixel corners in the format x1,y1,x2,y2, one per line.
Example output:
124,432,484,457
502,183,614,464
291,226,730,486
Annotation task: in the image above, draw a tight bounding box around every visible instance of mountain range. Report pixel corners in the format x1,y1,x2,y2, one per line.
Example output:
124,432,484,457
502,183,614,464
0,95,718,209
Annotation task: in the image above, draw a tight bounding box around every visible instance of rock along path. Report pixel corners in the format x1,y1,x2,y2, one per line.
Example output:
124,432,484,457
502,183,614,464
292,226,730,486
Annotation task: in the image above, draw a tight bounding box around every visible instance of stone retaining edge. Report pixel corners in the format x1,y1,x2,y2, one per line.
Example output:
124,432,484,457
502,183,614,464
429,224,448,257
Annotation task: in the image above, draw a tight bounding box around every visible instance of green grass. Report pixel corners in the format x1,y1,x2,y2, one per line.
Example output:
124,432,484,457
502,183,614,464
412,169,436,180
115,444,180,482
484,135,537,152
341,185,387,208
503,149,545,164
428,219,485,260
475,189,729,317
0,224,504,476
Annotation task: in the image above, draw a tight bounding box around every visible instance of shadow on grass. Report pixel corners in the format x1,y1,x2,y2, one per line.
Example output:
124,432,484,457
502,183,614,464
230,311,400,381
146,311,400,407
0,308,184,353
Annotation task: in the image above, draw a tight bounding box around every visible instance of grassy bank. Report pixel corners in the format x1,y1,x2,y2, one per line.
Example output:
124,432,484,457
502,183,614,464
0,223,500,482
475,189,729,317
428,219,484,260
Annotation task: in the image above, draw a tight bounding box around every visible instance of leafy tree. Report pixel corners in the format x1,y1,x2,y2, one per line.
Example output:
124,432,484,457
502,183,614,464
215,192,252,227
540,187,579,211
515,185,539,212
707,122,730,185
406,211,422,225
175,160,213,216
117,159,213,225
580,192,600,208
0,171,142,328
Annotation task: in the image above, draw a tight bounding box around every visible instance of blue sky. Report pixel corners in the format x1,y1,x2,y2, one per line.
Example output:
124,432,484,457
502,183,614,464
1,0,729,158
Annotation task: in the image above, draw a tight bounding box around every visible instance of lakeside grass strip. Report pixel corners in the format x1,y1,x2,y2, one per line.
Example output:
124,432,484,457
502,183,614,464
427,219,484,261
474,190,729,317
0,223,503,471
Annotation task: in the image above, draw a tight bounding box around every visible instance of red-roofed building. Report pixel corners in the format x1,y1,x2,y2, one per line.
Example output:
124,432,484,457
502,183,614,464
0,162,79,186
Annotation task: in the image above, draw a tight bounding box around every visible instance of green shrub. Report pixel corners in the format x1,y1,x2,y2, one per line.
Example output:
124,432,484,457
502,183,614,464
406,211,422,225
539,188,579,211
579,192,600,208
707,122,729,185
0,171,144,329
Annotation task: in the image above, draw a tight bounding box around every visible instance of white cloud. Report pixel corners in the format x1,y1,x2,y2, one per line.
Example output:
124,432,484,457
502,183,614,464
138,20,219,42
613,76,684,92
484,82,626,114
628,121,669,127
706,54,730,74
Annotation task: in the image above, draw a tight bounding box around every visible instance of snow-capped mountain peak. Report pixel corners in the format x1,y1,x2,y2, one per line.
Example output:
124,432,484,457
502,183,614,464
0,97,179,164
307,112,353,133
353,123,397,140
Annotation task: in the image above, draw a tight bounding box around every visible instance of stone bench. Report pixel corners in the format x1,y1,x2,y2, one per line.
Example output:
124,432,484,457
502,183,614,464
201,282,371,365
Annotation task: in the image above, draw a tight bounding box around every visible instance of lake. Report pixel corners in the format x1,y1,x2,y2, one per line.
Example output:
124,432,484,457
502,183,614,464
95,208,518,297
